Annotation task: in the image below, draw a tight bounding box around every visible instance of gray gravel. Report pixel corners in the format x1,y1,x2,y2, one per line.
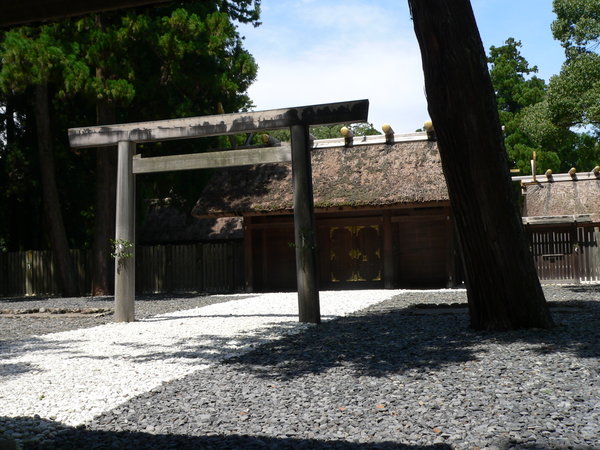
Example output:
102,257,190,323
1,285,600,449
0,294,239,342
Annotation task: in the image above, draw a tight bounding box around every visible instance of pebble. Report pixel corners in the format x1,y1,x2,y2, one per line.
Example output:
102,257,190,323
0,285,599,449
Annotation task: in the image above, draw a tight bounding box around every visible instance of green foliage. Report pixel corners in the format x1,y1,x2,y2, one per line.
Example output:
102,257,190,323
488,39,551,174
0,25,67,91
264,122,380,143
488,38,546,113
0,1,261,251
549,0,600,132
547,53,600,128
488,36,600,175
551,0,600,56
110,238,134,260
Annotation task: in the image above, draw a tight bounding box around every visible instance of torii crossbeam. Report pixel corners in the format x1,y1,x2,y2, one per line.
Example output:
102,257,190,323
68,99,369,323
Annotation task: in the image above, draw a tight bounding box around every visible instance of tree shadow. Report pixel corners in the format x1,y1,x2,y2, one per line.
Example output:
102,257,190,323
111,321,313,365
563,284,600,294
0,416,452,450
0,336,106,381
219,300,600,380
4,298,599,381
0,336,88,370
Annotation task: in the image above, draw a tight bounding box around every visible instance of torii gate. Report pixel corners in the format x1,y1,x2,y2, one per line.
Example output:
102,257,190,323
68,99,369,324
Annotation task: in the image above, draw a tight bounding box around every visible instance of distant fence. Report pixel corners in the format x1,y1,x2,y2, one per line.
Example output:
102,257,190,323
528,226,600,284
136,242,244,294
3,231,599,297
0,241,244,298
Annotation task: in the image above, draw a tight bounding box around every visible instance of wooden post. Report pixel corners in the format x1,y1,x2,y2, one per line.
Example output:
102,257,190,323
571,225,581,284
25,250,34,296
290,124,320,323
114,140,136,322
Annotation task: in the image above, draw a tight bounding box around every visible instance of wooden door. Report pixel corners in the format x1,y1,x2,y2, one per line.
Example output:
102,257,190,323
327,224,382,287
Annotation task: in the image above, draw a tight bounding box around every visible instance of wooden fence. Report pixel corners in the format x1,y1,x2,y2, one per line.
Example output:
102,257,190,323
528,226,600,284
135,242,244,294
0,241,244,298
3,230,599,297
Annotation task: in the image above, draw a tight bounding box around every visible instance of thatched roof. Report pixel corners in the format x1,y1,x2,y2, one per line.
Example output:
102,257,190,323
522,178,600,221
192,136,449,217
138,204,242,244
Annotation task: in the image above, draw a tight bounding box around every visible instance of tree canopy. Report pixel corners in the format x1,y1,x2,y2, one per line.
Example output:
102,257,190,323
487,38,563,174
488,0,600,176
0,1,260,262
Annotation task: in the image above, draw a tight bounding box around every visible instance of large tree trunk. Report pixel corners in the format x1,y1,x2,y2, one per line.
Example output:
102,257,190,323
33,83,79,297
91,96,117,296
408,0,554,330
91,15,118,296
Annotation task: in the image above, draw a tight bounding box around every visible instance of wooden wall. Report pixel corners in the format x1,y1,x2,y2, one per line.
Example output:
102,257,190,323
393,216,453,287
245,206,457,292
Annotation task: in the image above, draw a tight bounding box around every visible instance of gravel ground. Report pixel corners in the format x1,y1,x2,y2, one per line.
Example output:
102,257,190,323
0,294,239,342
1,285,599,449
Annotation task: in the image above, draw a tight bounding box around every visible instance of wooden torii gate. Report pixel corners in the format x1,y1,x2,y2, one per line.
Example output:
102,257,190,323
68,99,369,324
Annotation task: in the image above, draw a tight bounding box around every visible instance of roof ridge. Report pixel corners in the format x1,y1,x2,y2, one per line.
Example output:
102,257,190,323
311,131,429,149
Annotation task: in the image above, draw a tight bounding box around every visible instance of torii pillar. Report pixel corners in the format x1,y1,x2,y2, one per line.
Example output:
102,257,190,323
114,140,136,322
291,124,320,323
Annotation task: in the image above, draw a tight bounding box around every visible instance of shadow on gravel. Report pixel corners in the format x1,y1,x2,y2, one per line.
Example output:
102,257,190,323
220,300,600,380
0,416,451,450
0,337,89,378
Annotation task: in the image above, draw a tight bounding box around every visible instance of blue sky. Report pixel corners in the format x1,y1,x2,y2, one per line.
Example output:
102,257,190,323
238,0,565,133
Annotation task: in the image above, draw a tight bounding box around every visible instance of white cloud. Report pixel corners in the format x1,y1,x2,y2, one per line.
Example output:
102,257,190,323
241,0,429,132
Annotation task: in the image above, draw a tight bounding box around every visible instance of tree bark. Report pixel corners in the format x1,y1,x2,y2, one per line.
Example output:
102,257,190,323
91,96,117,295
33,83,79,297
408,0,554,330
91,15,118,296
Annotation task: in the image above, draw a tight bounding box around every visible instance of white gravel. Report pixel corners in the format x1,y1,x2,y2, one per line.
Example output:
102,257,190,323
0,289,403,426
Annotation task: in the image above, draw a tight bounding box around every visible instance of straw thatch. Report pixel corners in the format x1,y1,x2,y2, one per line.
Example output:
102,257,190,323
523,179,600,220
138,205,242,244
192,139,448,217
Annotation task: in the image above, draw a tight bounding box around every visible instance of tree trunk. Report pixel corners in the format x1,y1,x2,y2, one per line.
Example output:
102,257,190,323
91,96,117,296
33,83,79,297
91,15,118,296
407,0,554,330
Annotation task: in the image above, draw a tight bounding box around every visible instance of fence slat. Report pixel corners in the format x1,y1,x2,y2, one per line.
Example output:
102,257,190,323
526,226,600,284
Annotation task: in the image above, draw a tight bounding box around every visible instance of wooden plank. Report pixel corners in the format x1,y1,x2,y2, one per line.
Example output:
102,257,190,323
25,251,34,296
572,227,581,283
69,100,369,148
580,227,591,282
590,227,600,281
132,145,292,174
